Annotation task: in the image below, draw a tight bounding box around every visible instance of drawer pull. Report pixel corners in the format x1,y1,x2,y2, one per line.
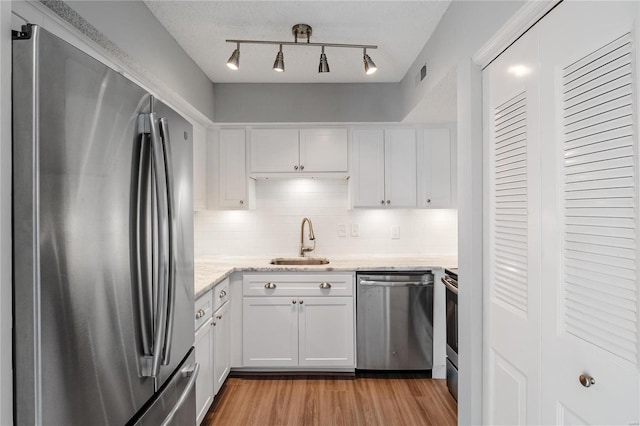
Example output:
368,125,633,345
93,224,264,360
195,309,205,319
265,282,277,289
219,290,227,298
319,282,332,289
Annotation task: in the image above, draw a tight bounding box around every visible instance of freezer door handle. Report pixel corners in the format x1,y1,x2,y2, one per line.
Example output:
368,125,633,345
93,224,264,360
149,112,170,379
159,116,177,367
160,362,200,426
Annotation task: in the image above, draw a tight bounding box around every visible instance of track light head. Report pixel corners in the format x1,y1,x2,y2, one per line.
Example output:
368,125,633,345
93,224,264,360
273,45,285,72
318,46,330,73
227,43,240,70
364,48,377,75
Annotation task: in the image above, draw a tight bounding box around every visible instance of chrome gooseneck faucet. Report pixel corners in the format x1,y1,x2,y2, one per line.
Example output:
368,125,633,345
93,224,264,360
300,217,316,257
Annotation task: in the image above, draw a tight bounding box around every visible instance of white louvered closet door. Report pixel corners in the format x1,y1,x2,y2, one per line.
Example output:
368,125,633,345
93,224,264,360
538,2,640,423
484,26,542,425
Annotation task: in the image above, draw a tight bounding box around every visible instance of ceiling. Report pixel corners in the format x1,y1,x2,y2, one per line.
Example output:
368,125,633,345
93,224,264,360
143,1,452,84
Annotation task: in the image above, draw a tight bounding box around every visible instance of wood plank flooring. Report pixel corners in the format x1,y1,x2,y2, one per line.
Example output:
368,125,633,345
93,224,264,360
203,373,457,426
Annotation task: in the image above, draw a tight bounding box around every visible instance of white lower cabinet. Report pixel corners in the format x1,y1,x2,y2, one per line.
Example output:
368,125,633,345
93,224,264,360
194,279,231,424
212,301,231,395
242,274,355,369
194,291,214,425
298,297,354,367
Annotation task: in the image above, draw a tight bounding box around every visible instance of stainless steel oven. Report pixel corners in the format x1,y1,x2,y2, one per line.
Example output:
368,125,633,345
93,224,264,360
442,269,458,400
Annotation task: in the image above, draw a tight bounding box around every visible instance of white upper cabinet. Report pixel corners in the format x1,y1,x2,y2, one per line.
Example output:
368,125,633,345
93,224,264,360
351,129,386,207
418,128,453,208
299,129,348,172
250,129,299,173
384,128,417,208
250,128,348,175
351,128,417,208
219,129,252,209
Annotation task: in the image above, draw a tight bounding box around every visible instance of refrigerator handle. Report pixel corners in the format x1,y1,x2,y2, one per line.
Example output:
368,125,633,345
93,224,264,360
149,112,170,379
159,116,177,366
160,362,200,426
132,124,153,357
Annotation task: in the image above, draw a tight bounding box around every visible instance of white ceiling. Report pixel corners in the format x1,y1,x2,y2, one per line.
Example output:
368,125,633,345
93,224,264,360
143,1,451,84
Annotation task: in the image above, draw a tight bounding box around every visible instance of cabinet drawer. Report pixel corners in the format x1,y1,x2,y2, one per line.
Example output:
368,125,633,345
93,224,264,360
195,290,213,331
214,278,230,311
243,274,353,297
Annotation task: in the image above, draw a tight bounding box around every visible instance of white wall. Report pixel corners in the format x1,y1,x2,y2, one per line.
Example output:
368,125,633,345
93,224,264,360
195,179,457,257
42,0,215,122
0,1,11,423
213,83,402,123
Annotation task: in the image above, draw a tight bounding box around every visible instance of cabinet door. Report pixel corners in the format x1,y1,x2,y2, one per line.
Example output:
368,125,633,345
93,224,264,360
351,129,385,207
213,302,230,395
243,297,298,367
298,297,354,367
219,129,248,209
420,128,452,208
385,129,417,207
195,320,214,425
250,129,299,173
299,128,348,172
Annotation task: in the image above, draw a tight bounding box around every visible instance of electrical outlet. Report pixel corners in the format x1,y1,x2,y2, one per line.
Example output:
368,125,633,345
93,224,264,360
350,223,360,237
391,225,400,239
337,224,347,237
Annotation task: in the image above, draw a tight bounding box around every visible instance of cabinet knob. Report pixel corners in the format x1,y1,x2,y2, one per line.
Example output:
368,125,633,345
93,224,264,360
579,374,596,388
212,321,217,327
265,282,277,289
219,290,227,298
292,299,297,304
294,165,299,170
300,165,305,171
319,282,331,289
386,200,391,205
216,315,222,320
426,199,431,204
239,200,244,205
195,309,205,319
380,200,385,205
299,299,304,305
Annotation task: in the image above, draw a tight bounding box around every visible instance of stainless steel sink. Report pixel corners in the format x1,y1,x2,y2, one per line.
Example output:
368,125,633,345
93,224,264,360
270,257,330,265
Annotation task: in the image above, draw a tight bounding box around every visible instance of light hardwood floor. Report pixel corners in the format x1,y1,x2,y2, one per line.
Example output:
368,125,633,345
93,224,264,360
203,374,457,426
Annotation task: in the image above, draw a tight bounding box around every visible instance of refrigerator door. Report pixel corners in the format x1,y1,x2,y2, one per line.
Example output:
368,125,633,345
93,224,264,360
151,100,195,389
13,26,156,424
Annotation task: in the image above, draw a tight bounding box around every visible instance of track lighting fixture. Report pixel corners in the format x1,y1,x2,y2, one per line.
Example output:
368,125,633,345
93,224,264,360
318,46,330,73
273,44,285,72
363,48,377,75
225,24,378,75
226,42,240,70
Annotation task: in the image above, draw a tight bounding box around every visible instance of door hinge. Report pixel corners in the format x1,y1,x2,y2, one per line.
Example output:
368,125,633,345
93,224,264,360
12,24,33,40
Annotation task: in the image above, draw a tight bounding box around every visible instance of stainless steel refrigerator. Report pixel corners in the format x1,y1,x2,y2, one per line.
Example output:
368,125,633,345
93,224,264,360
12,24,197,425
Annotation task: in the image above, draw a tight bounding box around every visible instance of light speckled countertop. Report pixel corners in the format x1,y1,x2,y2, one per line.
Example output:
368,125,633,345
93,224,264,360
195,255,457,299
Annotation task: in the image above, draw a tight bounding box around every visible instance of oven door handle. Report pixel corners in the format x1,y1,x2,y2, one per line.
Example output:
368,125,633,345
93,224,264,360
441,277,458,294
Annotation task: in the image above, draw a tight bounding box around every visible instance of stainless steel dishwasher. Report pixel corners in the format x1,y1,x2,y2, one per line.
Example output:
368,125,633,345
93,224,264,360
356,272,434,370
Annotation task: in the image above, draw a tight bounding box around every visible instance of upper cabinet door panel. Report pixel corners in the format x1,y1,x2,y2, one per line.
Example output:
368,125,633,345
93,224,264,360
299,128,348,172
250,128,299,173
385,128,417,207
351,129,385,207
420,128,452,208
219,129,248,209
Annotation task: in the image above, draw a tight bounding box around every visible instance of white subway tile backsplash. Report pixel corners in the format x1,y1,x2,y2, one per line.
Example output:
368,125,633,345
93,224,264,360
194,179,458,257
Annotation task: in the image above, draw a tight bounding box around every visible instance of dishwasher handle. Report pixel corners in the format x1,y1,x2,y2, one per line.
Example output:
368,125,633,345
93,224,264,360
359,279,433,287
441,276,458,294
